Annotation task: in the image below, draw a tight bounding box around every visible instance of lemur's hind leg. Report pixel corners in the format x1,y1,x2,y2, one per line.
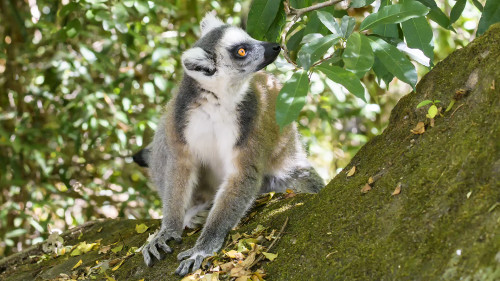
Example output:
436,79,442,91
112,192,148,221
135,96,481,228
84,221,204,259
260,166,324,194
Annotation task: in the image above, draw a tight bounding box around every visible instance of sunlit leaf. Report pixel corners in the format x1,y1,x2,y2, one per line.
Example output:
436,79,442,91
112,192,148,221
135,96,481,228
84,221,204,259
401,15,434,62
298,34,341,70
450,0,467,25
360,1,430,31
367,36,417,90
247,0,282,40
340,15,356,38
275,70,309,129
342,33,374,78
316,11,342,36
316,66,366,101
350,0,375,8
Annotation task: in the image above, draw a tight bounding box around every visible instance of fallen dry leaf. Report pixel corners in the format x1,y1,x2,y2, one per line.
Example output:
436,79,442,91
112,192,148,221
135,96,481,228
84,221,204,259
347,166,356,177
235,276,251,281
410,122,425,134
72,259,83,270
284,189,297,198
491,80,495,90
98,245,111,254
111,259,125,271
392,182,402,196
220,261,235,272
361,184,372,193
230,266,252,278
262,252,278,261
368,177,374,185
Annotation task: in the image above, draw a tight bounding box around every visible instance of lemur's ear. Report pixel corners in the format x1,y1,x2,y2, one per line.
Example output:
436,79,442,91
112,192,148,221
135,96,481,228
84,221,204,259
200,11,224,37
182,47,216,76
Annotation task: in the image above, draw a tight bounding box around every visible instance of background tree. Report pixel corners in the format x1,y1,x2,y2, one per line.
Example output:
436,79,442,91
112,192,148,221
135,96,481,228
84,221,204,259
0,0,497,260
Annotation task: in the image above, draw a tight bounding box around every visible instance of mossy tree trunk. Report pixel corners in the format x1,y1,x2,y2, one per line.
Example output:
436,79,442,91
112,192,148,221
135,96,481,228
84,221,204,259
1,24,499,281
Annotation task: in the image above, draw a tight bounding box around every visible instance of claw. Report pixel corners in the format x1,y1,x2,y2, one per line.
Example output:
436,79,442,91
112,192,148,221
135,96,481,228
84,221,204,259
193,255,204,271
175,258,194,276
142,246,154,267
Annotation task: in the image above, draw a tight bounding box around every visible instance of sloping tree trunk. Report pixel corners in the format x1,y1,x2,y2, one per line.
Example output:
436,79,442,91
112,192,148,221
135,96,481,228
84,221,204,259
1,24,499,281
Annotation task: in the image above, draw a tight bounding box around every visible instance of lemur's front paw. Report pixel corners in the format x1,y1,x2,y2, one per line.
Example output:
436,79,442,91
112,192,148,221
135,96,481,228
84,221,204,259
142,229,182,267
174,248,211,276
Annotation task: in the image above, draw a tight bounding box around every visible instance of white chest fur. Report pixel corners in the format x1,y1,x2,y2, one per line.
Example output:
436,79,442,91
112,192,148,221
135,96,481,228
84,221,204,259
184,91,240,180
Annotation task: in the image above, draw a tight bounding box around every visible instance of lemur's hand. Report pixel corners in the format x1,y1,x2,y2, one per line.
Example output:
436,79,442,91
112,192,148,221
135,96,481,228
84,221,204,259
142,229,182,267
175,246,212,276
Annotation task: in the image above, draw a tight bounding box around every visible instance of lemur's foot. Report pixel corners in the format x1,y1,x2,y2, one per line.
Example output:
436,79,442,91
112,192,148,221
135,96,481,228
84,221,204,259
175,247,211,276
142,229,182,267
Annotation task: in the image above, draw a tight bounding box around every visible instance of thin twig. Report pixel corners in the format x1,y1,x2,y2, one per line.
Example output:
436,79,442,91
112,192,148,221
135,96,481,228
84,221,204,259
289,0,344,17
450,104,464,117
248,217,289,269
281,0,344,67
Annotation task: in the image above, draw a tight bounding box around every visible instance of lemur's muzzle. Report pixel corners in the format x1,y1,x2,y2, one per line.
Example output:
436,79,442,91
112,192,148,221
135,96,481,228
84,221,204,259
256,42,281,71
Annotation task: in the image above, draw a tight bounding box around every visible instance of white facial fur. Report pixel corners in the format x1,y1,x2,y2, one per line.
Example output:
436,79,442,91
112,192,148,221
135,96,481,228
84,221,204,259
181,14,274,96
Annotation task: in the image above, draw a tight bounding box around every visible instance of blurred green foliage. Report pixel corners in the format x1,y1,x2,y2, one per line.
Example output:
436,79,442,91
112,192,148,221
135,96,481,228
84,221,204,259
0,0,485,258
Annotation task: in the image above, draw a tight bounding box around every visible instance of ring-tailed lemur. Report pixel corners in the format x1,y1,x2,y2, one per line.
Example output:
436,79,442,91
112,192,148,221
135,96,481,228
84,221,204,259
138,12,324,276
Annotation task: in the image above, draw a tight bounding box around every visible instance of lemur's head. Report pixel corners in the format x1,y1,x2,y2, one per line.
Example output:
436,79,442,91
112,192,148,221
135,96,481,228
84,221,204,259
181,12,281,86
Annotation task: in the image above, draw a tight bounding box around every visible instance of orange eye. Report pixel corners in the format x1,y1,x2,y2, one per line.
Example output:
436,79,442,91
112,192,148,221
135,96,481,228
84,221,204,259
238,48,246,56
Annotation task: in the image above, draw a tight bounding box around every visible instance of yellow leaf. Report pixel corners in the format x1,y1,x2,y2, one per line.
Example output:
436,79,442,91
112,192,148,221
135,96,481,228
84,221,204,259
72,259,83,269
111,244,123,253
225,250,239,259
347,166,356,177
135,224,149,234
262,252,278,261
70,248,82,256
111,259,125,271
368,177,374,185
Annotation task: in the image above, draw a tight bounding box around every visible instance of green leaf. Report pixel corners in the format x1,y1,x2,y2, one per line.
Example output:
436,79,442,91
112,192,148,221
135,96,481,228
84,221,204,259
373,57,394,86
297,34,341,70
428,104,438,118
416,100,433,108
360,1,430,31
470,0,483,12
286,29,305,52
477,0,500,35
134,0,149,14
342,33,374,78
450,0,467,25
276,70,309,128
264,0,286,42
340,16,356,38
401,16,434,62
58,2,79,18
414,0,450,29
316,66,366,101
350,0,375,8
317,11,342,36
247,0,282,40
373,0,399,39
368,36,417,89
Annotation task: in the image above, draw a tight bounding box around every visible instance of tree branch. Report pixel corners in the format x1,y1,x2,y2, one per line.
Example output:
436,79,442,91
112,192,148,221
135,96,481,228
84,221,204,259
281,0,344,67
289,0,344,17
